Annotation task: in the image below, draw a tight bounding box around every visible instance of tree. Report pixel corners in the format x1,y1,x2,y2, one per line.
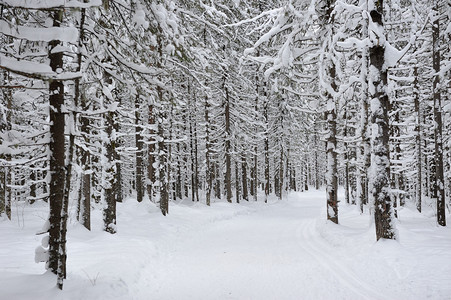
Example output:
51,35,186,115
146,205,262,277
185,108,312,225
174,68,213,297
368,0,396,240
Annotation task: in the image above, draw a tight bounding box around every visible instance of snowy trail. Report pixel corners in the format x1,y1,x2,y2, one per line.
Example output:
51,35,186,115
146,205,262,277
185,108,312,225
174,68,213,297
296,219,386,300
2,191,450,300
140,194,383,300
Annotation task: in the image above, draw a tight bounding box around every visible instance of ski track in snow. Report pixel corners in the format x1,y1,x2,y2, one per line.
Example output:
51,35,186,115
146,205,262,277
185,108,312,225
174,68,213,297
295,219,386,300
1,191,450,300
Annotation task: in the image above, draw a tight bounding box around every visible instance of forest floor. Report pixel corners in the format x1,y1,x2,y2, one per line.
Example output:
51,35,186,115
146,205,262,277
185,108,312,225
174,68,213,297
0,189,450,300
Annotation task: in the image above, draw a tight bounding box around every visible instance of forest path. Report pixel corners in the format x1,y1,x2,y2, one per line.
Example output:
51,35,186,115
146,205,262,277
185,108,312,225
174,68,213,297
139,192,386,300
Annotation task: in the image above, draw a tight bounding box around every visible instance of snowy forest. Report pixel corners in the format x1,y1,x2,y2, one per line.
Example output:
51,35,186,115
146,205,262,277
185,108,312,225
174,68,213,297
1,0,451,298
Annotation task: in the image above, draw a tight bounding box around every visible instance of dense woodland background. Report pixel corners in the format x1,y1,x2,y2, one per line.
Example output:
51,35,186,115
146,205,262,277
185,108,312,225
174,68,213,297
0,0,450,290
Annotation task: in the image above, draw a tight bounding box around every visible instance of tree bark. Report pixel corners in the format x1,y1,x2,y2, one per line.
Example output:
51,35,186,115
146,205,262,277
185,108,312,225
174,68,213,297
413,65,422,213
103,110,117,234
47,9,67,289
159,119,169,215
432,2,446,226
205,96,212,206
147,104,156,202
369,1,396,240
135,95,144,203
225,86,232,203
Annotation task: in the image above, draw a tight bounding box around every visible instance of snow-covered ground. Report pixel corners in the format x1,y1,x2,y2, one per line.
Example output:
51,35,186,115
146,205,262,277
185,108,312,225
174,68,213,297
1,190,450,300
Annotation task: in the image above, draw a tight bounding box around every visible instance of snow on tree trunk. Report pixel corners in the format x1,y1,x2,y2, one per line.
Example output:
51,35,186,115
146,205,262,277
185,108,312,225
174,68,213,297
0,70,12,219
368,0,396,240
159,118,169,216
103,109,117,234
135,95,144,203
318,0,338,224
225,85,232,204
413,65,423,213
242,151,249,201
147,104,156,202
205,95,212,206
432,1,446,226
45,8,70,290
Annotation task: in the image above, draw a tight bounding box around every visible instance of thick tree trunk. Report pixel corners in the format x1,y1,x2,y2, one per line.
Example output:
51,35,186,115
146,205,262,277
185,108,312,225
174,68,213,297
47,9,67,289
369,1,396,240
322,0,338,224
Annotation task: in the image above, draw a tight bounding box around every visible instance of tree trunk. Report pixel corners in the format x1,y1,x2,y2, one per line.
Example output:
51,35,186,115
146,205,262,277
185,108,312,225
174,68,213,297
159,119,169,215
205,96,212,206
0,70,12,219
79,92,91,230
432,2,446,226
314,120,320,190
147,104,156,202
264,99,270,203
357,7,370,214
103,110,117,234
413,65,422,213
225,86,232,203
242,151,248,201
47,9,67,288
322,0,338,224
369,1,396,240
135,96,144,203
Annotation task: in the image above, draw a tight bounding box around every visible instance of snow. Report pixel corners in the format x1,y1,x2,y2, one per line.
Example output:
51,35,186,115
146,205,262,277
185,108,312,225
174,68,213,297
0,20,79,43
0,54,82,80
1,0,102,9
1,190,450,299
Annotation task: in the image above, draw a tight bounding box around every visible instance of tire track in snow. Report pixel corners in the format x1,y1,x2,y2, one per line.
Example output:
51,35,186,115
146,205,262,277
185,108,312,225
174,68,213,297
296,219,388,300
